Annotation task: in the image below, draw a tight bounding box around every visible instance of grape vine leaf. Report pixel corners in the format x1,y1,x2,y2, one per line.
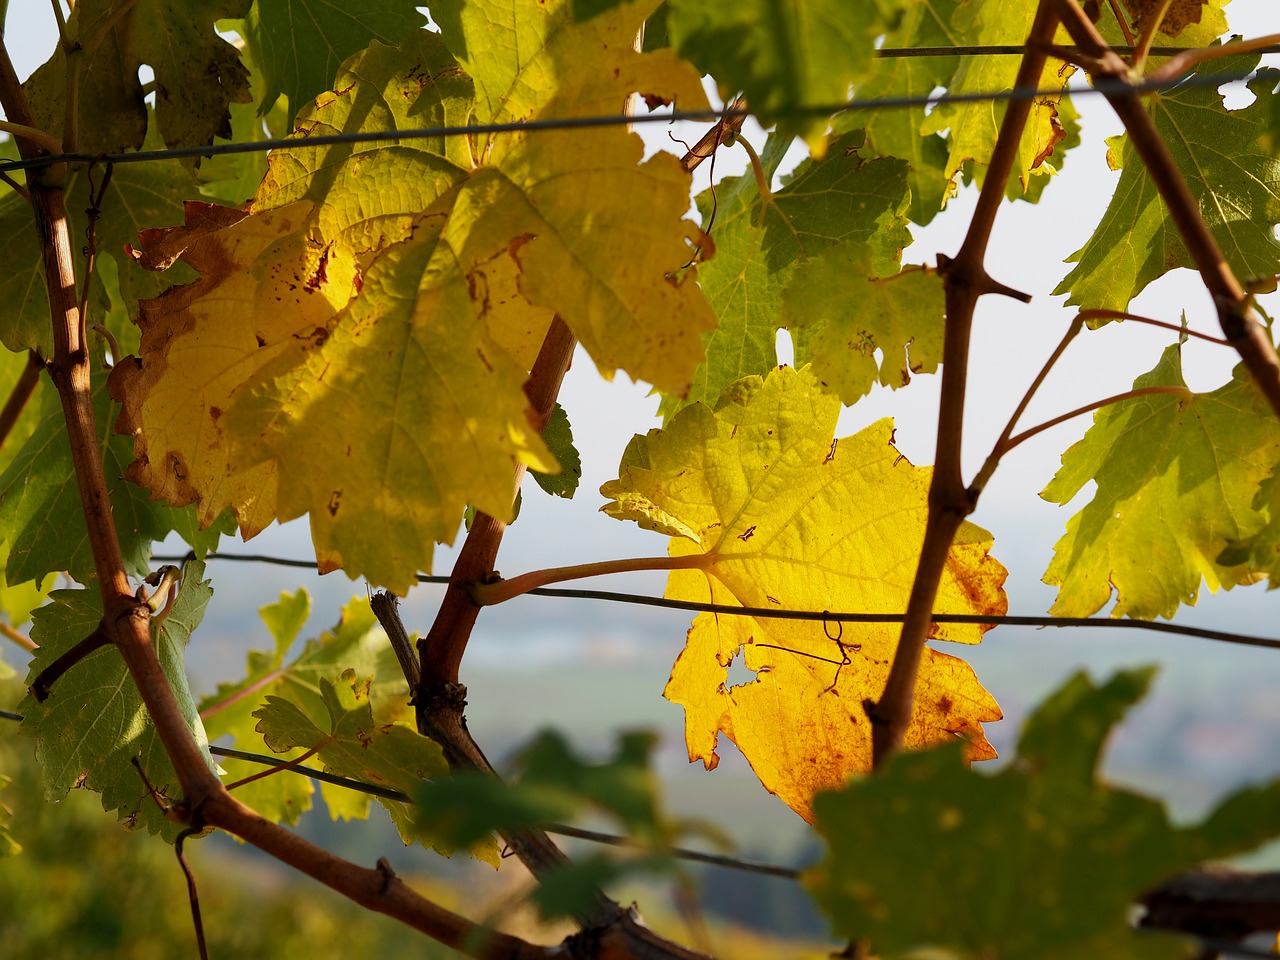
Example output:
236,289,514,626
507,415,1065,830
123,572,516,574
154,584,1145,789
253,670,456,854
1219,467,1280,586
782,245,945,404
531,404,582,500
0,349,54,623
848,0,961,224
240,0,425,124
0,775,17,857
0,374,228,587
1119,0,1220,38
199,592,416,828
417,730,696,919
1042,346,1280,619
665,0,896,143
920,0,1078,200
665,130,913,418
17,563,215,841
602,366,1006,819
1057,58,1280,312
26,0,252,153
807,667,1280,960
0,130,198,357
116,10,714,589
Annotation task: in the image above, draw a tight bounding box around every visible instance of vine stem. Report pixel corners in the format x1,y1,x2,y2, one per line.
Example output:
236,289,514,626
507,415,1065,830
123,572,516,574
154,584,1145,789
1078,308,1230,345
1050,0,1280,419
0,120,62,155
867,0,1062,769
471,554,712,606
970,315,1083,498
0,620,34,653
0,351,44,453
1002,385,1190,451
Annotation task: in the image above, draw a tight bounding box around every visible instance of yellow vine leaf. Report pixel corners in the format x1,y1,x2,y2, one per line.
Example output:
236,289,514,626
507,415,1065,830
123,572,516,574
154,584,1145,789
112,9,713,590
601,366,1007,819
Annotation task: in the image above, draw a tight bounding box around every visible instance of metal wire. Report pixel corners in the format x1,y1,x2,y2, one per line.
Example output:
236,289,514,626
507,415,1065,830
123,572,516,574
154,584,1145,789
157,552,1280,652
0,67,1263,176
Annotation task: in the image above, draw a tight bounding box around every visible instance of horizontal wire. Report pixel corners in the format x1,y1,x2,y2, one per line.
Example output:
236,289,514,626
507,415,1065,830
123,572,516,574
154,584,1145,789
162,552,1280,652
876,43,1280,58
0,67,1261,176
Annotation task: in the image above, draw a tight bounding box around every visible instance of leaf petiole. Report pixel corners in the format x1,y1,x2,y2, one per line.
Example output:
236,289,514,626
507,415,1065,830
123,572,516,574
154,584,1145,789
470,554,713,606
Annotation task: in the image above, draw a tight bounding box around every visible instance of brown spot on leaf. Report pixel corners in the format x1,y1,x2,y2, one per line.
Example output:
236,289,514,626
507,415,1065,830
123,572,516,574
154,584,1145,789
328,490,342,517
737,525,756,542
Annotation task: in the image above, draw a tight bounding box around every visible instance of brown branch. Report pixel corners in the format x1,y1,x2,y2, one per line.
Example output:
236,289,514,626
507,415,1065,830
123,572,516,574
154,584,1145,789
28,619,110,702
1051,0,1280,421
197,792,556,959
1141,868,1280,941
867,1,1062,769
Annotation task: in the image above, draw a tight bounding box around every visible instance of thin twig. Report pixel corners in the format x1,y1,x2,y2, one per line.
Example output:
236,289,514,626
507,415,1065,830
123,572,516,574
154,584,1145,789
175,828,210,960
1130,0,1176,75
971,316,1083,497
1078,309,1230,346
0,619,35,652
224,745,320,792
1145,32,1280,85
1001,385,1190,451
0,352,44,457
370,591,419,692
28,620,109,702
471,554,712,606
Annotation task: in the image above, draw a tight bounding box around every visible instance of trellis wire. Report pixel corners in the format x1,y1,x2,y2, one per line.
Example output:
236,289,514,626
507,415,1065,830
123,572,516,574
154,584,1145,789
154,552,1280,652
0,66,1266,177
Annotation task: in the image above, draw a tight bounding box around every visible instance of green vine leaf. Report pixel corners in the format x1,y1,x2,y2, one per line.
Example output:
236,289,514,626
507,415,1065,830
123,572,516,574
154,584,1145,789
845,0,961,224
253,671,463,856
665,0,897,143
17,563,215,841
921,0,1078,200
1057,58,1280,312
604,366,1006,819
199,592,413,828
783,246,945,404
416,730,701,918
240,0,425,125
0,775,17,857
664,131,912,419
26,0,252,153
807,667,1280,960
531,404,583,499
1042,345,1280,619
0,376,227,587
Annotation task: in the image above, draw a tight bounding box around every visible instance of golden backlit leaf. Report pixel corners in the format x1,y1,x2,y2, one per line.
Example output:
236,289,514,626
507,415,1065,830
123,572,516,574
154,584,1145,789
602,366,1006,819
